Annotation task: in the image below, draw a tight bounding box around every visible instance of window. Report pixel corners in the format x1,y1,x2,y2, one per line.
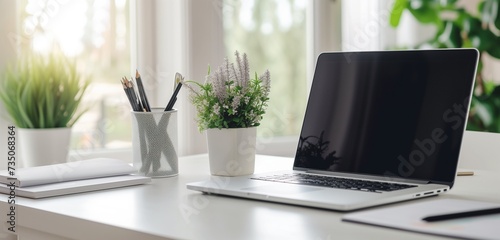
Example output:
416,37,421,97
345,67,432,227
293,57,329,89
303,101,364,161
223,0,308,140
16,0,132,151
1,0,343,160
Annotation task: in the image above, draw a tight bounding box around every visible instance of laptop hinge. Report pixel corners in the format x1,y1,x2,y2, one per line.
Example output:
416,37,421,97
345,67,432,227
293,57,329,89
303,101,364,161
304,169,430,185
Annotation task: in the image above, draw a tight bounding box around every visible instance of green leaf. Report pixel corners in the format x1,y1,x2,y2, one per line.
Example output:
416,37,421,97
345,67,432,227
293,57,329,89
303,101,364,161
17,86,34,128
408,0,440,24
474,97,494,126
45,85,54,126
463,15,482,34
483,81,497,96
37,100,45,128
438,21,462,48
390,0,409,27
481,0,498,25
486,37,500,58
439,0,458,6
471,29,496,51
478,0,485,15
495,0,500,30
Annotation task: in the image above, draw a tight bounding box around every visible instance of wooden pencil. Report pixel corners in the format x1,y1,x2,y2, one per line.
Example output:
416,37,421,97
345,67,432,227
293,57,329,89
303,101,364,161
136,70,151,112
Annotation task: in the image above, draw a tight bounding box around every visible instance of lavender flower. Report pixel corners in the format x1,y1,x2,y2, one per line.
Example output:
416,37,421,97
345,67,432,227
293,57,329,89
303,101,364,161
209,67,226,101
242,53,250,88
235,51,243,84
235,51,250,89
259,70,271,97
231,94,241,115
213,104,220,114
184,51,271,130
231,63,239,84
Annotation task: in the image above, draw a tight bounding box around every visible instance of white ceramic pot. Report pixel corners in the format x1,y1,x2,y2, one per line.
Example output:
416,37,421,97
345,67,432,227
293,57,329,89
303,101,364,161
18,127,72,167
206,127,257,176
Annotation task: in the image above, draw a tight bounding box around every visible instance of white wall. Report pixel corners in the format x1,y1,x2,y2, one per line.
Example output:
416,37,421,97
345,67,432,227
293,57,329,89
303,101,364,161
132,0,223,157
0,1,17,171
182,0,225,156
460,131,500,171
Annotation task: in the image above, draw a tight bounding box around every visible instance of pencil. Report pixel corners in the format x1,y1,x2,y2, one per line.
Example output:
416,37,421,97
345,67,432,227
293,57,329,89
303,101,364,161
164,73,184,111
126,77,143,111
164,83,181,111
136,70,151,112
122,77,139,111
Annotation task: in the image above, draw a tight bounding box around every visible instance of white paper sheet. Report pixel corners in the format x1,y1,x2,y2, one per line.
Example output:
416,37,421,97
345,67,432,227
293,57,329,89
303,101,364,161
0,175,151,198
0,158,135,187
342,199,500,240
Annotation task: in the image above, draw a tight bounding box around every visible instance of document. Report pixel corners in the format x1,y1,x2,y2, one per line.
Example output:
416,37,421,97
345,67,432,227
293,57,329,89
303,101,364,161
342,198,500,240
0,158,151,198
0,158,136,187
0,175,150,198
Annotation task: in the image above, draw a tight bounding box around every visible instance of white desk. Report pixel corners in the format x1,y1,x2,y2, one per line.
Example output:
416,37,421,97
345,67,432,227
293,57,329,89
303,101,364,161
1,153,500,240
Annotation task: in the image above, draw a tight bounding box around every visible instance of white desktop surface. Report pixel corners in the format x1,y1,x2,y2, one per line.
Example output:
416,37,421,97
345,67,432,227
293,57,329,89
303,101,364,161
1,152,500,240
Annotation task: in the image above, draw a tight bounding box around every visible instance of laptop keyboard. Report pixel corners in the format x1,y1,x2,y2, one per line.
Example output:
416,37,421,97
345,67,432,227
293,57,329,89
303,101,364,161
251,173,417,193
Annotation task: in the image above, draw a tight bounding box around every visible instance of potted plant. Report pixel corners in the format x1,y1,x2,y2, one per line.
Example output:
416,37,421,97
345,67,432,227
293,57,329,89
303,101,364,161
389,0,500,132
184,51,271,176
0,53,89,167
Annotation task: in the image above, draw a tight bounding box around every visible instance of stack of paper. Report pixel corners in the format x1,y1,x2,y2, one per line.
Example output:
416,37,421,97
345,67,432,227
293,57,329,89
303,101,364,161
342,198,500,240
0,158,150,198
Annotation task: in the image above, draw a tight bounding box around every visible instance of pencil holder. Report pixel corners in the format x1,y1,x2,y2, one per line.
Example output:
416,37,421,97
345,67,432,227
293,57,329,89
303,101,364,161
132,108,178,177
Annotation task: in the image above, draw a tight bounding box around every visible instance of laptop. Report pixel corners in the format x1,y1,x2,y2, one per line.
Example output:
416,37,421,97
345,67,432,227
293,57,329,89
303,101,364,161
187,49,479,211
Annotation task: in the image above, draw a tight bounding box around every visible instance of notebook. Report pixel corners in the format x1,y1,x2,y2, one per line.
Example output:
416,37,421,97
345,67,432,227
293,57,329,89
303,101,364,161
187,49,479,211
0,158,151,198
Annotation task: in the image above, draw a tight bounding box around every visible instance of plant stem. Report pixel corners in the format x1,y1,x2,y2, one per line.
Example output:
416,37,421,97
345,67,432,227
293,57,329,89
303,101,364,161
477,55,486,95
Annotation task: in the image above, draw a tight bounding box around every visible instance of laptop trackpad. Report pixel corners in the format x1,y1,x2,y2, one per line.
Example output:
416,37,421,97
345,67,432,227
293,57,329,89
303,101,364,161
242,185,322,195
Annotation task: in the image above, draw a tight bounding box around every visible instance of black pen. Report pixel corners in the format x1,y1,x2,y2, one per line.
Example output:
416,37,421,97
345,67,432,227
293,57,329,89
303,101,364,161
164,73,184,111
422,207,500,222
164,83,182,111
136,70,151,112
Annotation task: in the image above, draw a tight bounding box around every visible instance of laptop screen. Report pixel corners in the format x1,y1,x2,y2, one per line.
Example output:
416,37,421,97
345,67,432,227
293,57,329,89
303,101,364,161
294,49,478,186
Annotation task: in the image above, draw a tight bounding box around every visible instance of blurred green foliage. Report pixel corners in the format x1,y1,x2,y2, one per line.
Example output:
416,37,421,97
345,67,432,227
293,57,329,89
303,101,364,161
390,0,500,132
0,53,90,128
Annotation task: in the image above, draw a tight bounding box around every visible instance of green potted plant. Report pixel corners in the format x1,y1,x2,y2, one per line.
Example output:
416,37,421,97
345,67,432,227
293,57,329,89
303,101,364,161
183,51,271,176
389,0,500,132
0,53,89,167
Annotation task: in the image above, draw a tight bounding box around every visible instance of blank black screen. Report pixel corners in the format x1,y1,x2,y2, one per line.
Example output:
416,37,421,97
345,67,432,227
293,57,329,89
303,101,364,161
294,49,478,186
